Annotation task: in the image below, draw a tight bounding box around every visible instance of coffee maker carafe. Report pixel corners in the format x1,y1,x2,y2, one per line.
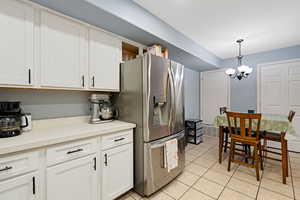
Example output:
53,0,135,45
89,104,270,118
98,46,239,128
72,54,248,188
0,101,28,138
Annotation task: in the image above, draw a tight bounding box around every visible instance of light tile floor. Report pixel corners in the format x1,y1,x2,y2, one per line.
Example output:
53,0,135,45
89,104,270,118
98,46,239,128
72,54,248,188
117,136,300,200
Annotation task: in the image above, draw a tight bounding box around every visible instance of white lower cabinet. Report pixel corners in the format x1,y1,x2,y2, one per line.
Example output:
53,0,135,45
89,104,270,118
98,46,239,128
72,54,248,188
0,129,134,200
0,172,38,200
46,154,97,200
101,143,133,200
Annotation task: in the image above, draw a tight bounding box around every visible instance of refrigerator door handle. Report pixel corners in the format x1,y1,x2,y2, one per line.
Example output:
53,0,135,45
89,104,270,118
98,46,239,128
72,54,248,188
168,66,175,133
160,146,166,169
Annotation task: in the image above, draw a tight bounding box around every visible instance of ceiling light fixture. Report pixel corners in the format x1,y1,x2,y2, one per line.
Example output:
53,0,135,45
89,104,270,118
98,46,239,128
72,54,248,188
225,39,253,80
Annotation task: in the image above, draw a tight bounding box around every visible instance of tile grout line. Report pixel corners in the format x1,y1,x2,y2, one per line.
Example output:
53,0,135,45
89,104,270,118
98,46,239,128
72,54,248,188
254,160,265,200
217,150,267,200
174,142,221,200
257,158,295,200
216,158,239,200
176,145,218,200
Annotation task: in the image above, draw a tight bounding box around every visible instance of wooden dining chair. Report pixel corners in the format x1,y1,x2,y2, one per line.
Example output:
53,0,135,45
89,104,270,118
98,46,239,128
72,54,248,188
262,110,296,184
219,107,251,162
219,107,230,153
226,112,263,181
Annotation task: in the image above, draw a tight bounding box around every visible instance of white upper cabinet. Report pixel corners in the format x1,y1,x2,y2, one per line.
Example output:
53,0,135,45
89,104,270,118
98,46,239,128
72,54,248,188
0,0,34,86
89,28,121,91
40,11,87,89
0,2,124,91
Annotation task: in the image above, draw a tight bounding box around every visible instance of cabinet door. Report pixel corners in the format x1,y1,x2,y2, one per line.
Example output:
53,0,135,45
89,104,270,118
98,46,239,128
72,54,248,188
0,172,38,200
0,0,34,86
41,11,87,89
102,144,133,200
89,29,121,91
47,155,97,200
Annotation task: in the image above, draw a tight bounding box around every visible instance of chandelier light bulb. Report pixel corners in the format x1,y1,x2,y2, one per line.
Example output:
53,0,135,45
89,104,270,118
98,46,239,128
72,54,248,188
237,65,250,73
225,68,236,75
245,67,253,74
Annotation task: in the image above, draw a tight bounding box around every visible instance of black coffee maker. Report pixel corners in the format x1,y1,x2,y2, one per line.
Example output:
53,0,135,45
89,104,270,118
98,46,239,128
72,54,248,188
0,102,28,138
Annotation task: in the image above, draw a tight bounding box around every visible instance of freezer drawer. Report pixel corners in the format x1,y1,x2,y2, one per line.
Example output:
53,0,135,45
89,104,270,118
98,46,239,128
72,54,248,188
143,132,185,196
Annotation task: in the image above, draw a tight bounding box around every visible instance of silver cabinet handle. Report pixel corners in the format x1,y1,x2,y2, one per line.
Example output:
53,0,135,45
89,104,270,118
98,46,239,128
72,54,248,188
32,176,36,195
92,76,95,87
67,148,83,154
114,138,125,142
104,153,108,166
82,75,85,87
28,69,31,84
93,157,96,171
0,166,12,172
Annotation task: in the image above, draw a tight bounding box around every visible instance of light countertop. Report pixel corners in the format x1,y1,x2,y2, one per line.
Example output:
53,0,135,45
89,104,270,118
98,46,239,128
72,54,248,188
0,116,136,155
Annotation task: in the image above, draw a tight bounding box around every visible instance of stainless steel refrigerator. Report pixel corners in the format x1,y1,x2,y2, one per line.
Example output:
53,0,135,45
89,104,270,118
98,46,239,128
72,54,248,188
117,54,185,196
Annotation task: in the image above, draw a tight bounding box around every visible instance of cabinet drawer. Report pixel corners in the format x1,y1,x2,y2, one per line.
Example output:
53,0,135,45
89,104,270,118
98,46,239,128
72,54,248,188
0,151,38,181
46,138,97,166
101,130,133,150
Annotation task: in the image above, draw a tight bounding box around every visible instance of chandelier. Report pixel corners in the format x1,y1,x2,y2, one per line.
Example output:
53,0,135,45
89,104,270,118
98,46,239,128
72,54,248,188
225,39,253,80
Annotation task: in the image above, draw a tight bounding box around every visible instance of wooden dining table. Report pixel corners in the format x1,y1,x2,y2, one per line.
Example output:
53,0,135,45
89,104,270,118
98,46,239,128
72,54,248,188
214,113,297,163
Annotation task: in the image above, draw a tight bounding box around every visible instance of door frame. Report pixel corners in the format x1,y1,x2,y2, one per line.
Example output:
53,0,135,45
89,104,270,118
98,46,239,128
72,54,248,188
200,68,231,123
256,58,300,113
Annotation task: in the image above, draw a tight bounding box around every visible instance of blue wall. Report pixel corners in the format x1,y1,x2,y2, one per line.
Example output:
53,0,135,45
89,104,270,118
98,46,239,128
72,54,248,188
221,45,300,112
184,68,200,119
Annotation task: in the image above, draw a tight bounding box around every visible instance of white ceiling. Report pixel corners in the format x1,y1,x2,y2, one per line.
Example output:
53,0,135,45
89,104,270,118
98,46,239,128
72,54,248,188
133,0,300,59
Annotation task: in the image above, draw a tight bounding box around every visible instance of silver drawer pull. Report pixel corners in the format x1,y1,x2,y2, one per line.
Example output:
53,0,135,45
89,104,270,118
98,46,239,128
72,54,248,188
0,166,13,172
114,138,125,142
67,148,83,154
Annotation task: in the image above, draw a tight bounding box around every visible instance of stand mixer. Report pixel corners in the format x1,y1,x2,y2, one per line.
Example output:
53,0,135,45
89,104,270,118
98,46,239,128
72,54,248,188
89,94,118,124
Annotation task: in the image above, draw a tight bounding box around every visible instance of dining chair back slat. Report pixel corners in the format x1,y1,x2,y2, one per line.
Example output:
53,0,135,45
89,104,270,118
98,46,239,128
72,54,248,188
234,117,238,134
248,119,253,136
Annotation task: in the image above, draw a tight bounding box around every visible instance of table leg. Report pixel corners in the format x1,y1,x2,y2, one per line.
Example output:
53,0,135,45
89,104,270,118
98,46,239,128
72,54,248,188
219,126,224,164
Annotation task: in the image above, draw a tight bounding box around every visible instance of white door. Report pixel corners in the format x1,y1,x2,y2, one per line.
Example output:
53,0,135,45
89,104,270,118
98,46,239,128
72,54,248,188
89,28,121,91
102,144,133,200
260,64,288,115
287,62,300,151
0,172,38,200
47,155,97,200
258,60,300,152
40,11,87,89
201,69,230,124
0,0,34,86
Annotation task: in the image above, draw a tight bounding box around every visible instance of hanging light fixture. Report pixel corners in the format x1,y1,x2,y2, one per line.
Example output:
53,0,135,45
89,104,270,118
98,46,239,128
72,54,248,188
225,39,253,80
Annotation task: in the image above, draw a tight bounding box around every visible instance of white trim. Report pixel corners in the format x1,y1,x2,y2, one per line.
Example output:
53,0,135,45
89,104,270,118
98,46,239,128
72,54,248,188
200,68,231,122
256,65,261,113
200,72,203,120
256,58,300,113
